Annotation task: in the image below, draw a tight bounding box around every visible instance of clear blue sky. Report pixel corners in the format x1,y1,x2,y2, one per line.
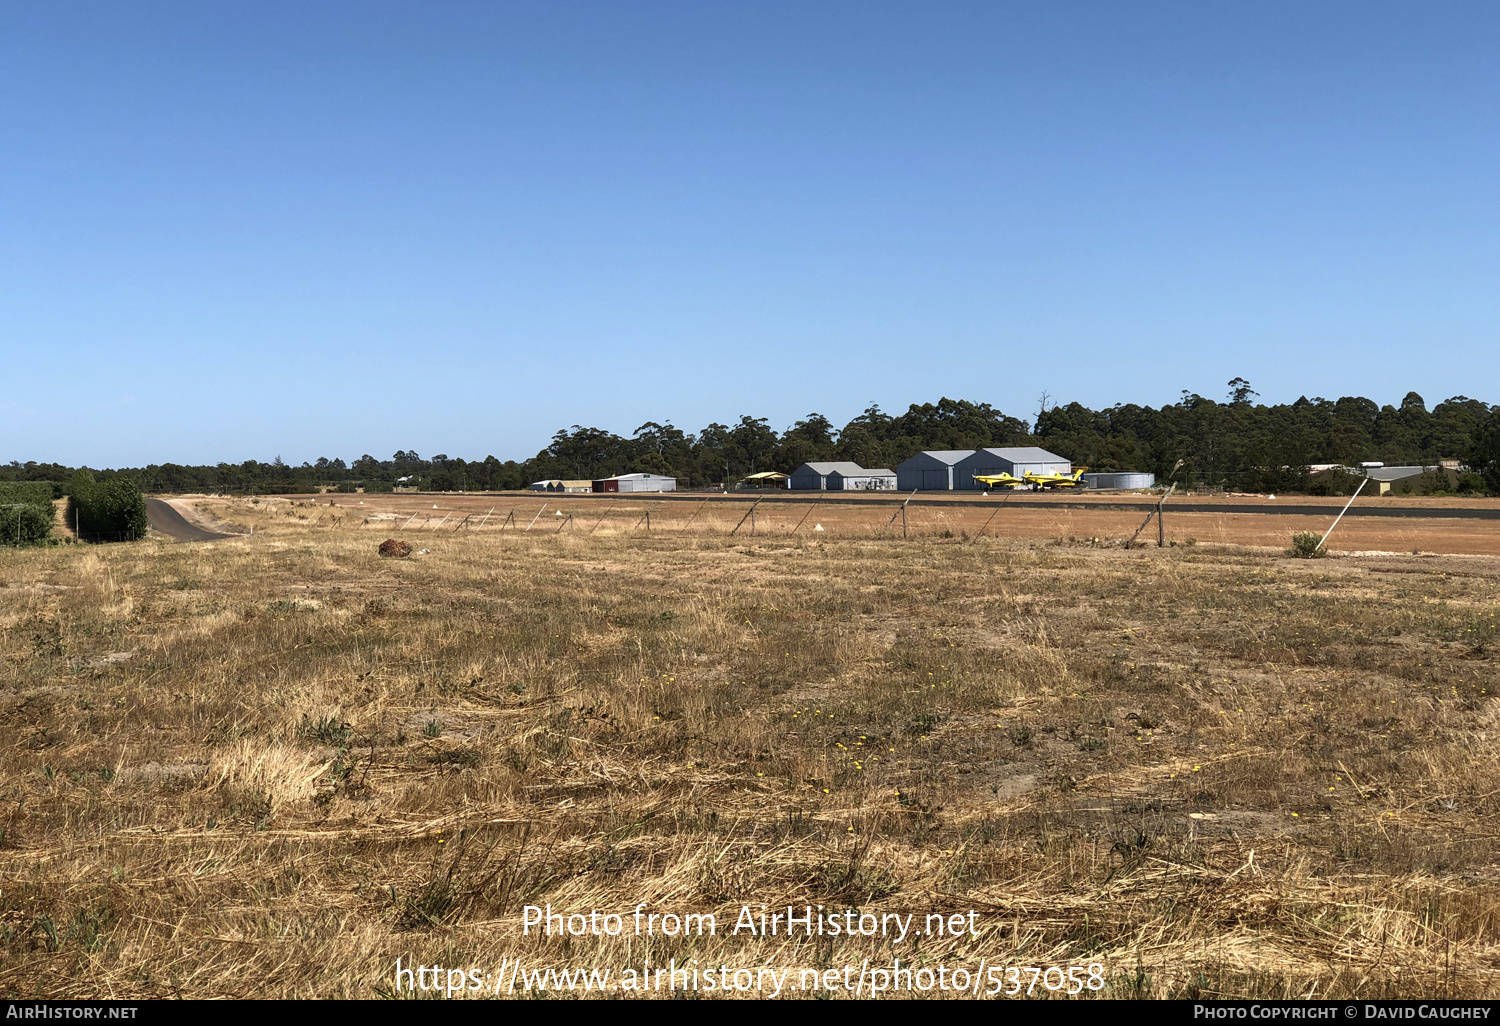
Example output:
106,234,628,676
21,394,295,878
4,1,1497,467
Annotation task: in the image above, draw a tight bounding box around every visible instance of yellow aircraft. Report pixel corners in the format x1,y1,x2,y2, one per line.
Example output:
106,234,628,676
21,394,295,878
1023,467,1089,489
972,472,1028,489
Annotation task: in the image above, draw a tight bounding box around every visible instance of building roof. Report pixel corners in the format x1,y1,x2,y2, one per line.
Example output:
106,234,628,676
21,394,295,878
797,462,866,475
744,471,789,480
597,473,675,481
908,450,974,465
1365,466,1431,482
967,446,1069,463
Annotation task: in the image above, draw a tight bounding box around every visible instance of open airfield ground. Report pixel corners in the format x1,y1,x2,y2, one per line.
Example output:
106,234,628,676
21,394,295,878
2,494,1499,998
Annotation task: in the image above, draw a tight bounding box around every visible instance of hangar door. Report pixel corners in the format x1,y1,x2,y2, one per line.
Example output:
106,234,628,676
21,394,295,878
922,469,948,490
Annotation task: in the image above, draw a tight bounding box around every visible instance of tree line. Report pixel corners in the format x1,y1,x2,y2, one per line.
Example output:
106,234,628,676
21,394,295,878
5,385,1499,495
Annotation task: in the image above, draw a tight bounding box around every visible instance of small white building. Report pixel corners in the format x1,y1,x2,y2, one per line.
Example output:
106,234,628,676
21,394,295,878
828,467,896,491
789,462,896,491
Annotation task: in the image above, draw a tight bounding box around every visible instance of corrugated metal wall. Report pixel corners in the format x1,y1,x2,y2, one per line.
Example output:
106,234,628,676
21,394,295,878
1082,472,1155,490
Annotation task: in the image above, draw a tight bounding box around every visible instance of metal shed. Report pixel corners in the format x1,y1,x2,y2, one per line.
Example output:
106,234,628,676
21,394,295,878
790,462,865,490
592,473,676,493
1082,472,1155,490
1364,466,1432,496
827,467,897,491
895,450,976,490
954,448,1071,490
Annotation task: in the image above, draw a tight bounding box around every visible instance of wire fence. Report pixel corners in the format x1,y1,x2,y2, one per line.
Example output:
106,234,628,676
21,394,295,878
343,495,1090,542
190,491,1500,556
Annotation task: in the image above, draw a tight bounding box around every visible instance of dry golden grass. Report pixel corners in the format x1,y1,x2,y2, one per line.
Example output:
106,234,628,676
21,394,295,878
2,496,1499,999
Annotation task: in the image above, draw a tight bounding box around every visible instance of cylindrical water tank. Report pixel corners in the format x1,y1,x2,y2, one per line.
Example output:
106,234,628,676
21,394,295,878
1081,472,1156,490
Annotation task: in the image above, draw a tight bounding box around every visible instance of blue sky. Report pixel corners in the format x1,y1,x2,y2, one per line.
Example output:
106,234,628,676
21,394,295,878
4,1,1497,466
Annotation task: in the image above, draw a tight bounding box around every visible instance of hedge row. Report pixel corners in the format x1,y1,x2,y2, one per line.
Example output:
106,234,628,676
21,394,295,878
0,481,59,506
0,501,55,545
69,475,148,542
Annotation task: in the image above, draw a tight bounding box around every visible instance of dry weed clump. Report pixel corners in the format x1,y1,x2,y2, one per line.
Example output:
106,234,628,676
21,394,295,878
0,503,1498,998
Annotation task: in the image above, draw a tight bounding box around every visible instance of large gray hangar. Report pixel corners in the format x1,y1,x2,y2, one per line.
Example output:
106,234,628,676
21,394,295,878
954,447,1071,490
895,450,974,491
789,462,897,491
592,473,676,493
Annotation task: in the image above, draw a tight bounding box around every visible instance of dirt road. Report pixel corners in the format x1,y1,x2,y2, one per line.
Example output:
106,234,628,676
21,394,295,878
145,498,232,542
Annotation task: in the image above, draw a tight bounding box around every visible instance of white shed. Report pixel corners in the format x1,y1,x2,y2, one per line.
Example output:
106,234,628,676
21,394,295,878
827,467,896,491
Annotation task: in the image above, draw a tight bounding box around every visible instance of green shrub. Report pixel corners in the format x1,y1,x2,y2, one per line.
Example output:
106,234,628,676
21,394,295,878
70,475,148,542
0,502,55,545
1457,472,1485,495
0,482,59,546
1288,531,1325,558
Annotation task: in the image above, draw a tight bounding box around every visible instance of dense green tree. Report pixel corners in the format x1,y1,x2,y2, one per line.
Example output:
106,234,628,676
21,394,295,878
1474,409,1500,494
775,414,839,471
69,473,147,541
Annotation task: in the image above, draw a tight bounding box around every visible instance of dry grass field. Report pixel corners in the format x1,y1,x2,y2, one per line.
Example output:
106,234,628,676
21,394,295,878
265,490,1500,557
2,496,1499,999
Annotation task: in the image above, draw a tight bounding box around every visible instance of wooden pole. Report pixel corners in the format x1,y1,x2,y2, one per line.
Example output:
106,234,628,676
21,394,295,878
679,499,708,531
589,504,615,534
1126,482,1176,548
790,501,818,536
729,497,763,536
1316,476,1369,553
968,492,1012,544
882,489,918,535
475,507,495,530
526,504,547,531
